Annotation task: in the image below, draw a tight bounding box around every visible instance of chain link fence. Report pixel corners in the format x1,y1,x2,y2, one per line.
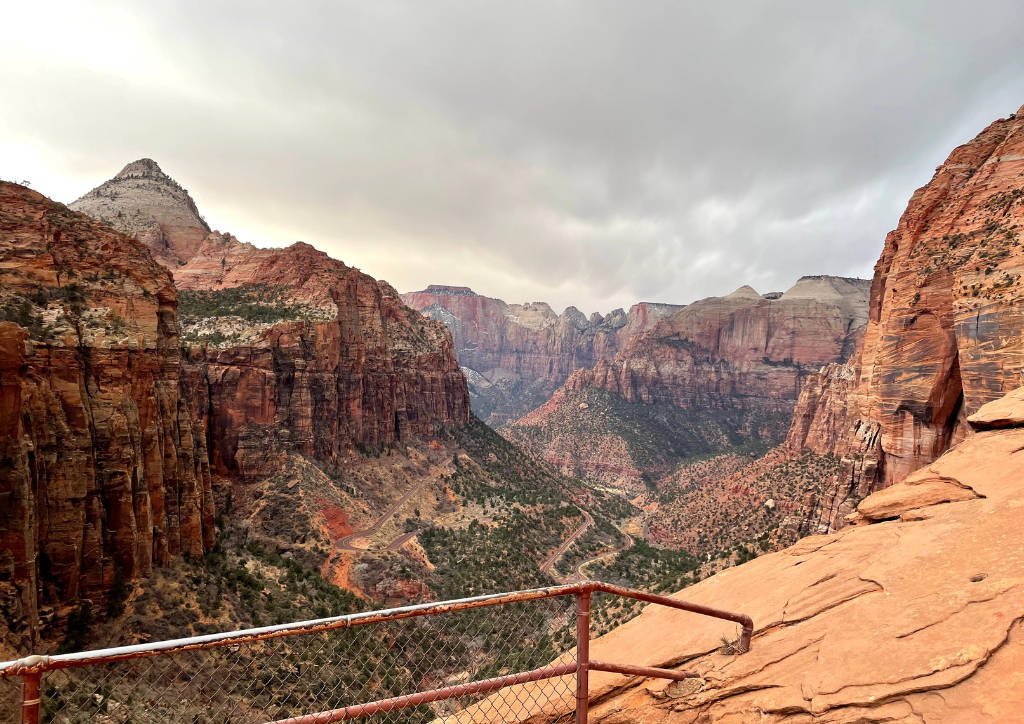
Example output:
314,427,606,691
1,582,752,724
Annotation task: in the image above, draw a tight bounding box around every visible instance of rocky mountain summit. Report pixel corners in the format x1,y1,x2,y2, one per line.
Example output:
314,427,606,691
505,276,869,489
402,284,683,424
69,158,210,267
790,102,1024,531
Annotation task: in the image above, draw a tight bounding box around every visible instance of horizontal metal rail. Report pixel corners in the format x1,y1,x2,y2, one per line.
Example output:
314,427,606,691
0,582,587,676
0,580,753,723
589,660,699,681
269,662,578,724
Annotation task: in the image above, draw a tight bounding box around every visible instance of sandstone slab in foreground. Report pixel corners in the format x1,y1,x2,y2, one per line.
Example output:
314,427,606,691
458,391,1024,722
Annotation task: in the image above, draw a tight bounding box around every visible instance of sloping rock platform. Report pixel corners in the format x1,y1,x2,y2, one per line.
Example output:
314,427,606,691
469,387,1024,722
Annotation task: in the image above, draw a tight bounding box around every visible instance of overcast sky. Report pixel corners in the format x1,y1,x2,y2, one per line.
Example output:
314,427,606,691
2,1,1023,313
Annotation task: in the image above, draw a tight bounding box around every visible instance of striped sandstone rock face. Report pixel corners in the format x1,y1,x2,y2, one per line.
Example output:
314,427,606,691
790,103,1024,531
0,182,214,648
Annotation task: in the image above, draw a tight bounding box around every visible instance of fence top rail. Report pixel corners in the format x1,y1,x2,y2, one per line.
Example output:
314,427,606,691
0,581,585,675
0,580,753,677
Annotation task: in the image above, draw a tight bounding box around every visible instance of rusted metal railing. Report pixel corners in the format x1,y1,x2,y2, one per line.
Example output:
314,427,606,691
0,581,752,723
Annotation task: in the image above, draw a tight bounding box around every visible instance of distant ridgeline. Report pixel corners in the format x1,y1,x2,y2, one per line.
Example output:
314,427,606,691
402,284,687,424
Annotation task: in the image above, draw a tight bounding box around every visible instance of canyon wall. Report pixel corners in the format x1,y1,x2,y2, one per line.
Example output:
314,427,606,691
0,182,214,646
402,285,682,424
505,276,869,489
175,235,471,479
71,159,471,480
789,103,1024,531
0,164,471,643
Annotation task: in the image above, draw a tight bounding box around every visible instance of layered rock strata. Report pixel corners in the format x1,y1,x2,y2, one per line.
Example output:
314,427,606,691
506,276,869,487
0,182,214,645
1,168,472,644
564,276,869,410
402,285,683,424
789,103,1024,531
175,235,471,478
72,159,471,479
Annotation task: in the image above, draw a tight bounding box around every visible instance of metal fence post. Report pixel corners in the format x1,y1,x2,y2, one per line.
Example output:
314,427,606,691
575,589,591,724
21,671,40,724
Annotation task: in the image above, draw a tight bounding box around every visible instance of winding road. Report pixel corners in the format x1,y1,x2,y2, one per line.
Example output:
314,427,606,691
540,510,594,574
336,477,432,552
566,533,634,583
334,481,634,583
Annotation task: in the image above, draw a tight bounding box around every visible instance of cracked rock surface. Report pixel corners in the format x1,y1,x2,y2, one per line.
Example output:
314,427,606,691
462,391,1024,722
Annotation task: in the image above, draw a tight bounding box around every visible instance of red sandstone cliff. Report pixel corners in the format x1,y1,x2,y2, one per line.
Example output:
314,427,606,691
0,182,214,646
1,164,472,643
175,235,471,478
70,161,471,477
789,103,1024,530
401,285,682,424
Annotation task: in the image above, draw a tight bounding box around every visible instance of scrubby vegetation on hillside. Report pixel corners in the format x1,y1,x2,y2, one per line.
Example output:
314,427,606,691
444,417,635,520
178,283,335,345
651,448,841,556
507,388,791,488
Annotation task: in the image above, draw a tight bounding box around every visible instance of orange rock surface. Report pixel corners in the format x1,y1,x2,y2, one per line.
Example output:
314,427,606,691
789,103,1024,531
465,387,1024,722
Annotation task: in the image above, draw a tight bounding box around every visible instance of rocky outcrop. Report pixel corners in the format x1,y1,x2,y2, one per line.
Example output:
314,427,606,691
69,159,471,479
464,386,1024,723
789,103,1024,531
1,163,472,644
70,159,210,268
784,362,857,455
175,235,471,478
506,277,869,487
0,182,214,646
401,285,682,424
565,276,869,410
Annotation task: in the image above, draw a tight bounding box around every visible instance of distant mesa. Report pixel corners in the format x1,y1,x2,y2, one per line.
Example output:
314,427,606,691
419,285,479,296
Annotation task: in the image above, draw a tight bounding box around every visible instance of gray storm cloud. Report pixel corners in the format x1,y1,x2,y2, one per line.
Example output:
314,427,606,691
1,0,1023,312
